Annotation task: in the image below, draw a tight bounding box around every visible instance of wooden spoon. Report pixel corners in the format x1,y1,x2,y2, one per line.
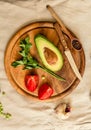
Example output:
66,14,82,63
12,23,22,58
46,5,82,51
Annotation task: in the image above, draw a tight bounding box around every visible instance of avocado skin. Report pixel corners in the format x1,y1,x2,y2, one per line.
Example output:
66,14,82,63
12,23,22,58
34,34,63,72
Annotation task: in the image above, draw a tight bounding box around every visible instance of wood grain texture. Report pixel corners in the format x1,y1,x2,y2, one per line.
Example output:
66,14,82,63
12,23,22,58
4,21,85,102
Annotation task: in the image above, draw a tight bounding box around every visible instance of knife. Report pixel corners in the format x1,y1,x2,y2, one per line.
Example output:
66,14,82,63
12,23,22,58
54,22,82,80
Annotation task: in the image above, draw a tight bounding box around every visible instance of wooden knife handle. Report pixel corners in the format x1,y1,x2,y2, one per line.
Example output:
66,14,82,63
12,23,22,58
54,22,68,50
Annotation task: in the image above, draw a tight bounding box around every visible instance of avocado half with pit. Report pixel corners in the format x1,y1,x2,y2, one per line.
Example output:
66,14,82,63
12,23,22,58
34,34,63,72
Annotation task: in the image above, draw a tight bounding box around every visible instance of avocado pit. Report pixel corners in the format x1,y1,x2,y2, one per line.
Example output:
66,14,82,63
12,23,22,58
44,47,58,65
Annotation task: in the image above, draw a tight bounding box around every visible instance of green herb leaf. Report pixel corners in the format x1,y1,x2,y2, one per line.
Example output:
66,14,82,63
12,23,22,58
19,50,26,57
25,42,31,55
12,60,24,67
25,36,30,44
19,43,25,49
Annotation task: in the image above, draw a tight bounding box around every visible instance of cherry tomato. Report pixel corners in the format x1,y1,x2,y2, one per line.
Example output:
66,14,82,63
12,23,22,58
38,83,53,100
25,75,39,92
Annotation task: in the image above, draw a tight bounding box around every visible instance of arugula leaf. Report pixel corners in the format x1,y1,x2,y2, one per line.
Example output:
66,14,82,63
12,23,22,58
11,36,65,81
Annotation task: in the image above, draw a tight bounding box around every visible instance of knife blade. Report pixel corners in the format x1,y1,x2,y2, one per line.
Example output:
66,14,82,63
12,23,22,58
54,22,82,80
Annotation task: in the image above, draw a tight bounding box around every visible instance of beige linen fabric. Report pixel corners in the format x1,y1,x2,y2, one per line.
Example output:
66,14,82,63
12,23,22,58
0,0,91,130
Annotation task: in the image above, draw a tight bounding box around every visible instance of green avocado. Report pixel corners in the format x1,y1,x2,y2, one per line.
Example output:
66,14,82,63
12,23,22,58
34,34,63,72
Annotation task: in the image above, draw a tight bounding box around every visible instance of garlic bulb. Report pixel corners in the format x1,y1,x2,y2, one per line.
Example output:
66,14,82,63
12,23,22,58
55,103,71,119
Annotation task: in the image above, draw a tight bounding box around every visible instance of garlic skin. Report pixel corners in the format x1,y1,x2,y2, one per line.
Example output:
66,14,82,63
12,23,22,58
55,103,71,119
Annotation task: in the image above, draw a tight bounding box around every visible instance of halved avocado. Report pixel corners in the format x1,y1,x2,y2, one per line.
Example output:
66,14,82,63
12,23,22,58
34,34,63,72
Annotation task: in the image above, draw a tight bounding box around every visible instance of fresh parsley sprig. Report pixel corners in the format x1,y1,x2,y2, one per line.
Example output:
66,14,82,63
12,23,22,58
11,36,65,81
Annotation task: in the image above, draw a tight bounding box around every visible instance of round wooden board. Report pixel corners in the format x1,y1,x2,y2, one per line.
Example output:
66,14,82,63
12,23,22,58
4,21,85,102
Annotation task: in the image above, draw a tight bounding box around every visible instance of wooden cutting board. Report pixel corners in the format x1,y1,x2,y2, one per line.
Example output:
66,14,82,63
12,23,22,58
4,21,85,102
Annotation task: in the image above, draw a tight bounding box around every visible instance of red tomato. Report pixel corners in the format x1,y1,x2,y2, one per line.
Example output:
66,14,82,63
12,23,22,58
25,75,39,92
38,83,53,100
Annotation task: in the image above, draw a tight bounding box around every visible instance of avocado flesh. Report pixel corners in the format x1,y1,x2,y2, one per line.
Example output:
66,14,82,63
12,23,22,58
35,34,63,72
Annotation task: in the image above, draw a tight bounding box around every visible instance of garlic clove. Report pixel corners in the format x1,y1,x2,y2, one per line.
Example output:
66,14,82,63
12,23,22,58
55,103,71,119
